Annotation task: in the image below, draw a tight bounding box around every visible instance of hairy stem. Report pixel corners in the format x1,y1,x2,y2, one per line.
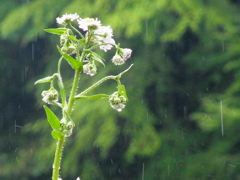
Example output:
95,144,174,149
52,137,65,180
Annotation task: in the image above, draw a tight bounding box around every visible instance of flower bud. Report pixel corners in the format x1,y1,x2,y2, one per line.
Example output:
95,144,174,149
60,34,68,45
41,89,59,105
111,54,125,65
120,48,132,60
83,62,97,76
66,121,75,130
109,92,127,112
61,44,76,55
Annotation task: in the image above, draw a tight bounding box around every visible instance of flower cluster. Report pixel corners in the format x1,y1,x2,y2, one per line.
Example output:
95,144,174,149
55,13,132,76
61,120,75,137
41,89,59,105
109,91,127,112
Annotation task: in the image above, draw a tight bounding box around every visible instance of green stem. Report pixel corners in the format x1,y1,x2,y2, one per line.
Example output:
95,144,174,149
78,64,134,96
52,137,65,180
79,75,116,96
57,57,67,108
66,69,81,114
68,23,84,39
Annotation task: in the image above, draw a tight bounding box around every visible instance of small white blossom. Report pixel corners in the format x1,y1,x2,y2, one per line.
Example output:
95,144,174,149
94,25,113,39
56,13,80,25
76,177,80,180
78,17,101,31
112,54,125,65
92,26,116,51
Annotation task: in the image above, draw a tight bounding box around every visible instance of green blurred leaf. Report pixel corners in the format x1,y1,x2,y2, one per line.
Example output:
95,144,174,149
43,105,61,130
62,54,83,70
44,28,67,35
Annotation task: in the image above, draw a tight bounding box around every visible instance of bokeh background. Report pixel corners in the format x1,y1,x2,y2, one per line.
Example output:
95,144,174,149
1,0,240,179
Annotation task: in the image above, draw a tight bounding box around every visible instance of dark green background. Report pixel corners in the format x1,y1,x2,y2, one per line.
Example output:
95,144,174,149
1,0,240,179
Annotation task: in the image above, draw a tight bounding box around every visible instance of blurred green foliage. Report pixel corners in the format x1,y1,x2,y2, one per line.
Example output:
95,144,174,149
1,0,240,179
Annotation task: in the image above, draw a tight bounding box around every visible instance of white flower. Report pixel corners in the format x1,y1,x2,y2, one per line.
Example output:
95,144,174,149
78,17,101,31
99,37,115,52
94,25,113,39
56,13,80,25
112,54,125,65
120,48,132,60
93,26,116,51
76,177,80,180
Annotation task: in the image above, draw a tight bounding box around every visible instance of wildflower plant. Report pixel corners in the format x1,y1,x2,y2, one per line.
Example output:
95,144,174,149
34,13,132,180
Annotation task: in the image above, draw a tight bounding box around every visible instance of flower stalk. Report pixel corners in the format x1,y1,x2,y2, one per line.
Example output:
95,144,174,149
35,13,133,180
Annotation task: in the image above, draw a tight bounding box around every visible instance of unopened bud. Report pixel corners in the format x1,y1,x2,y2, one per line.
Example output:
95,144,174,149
61,44,76,55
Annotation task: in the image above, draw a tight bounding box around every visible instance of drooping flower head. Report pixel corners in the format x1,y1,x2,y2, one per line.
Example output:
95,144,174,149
78,17,101,31
56,13,80,25
41,89,59,105
109,91,127,112
111,54,125,65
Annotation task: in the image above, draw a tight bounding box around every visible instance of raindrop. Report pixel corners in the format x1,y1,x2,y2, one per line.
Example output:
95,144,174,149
222,39,225,52
14,120,22,133
32,43,35,61
220,101,224,136
145,20,148,38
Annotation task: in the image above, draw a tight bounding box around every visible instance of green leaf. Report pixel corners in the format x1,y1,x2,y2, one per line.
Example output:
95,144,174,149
34,76,53,85
68,35,78,41
62,54,83,70
84,49,106,66
118,84,128,100
51,130,64,139
57,45,61,53
43,105,61,130
75,94,109,100
44,28,67,35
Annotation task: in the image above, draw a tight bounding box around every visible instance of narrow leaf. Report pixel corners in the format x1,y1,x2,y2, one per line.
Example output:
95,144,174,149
44,28,67,35
34,76,53,85
62,54,82,70
43,105,61,130
75,94,109,100
92,56,105,67
51,130,64,139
